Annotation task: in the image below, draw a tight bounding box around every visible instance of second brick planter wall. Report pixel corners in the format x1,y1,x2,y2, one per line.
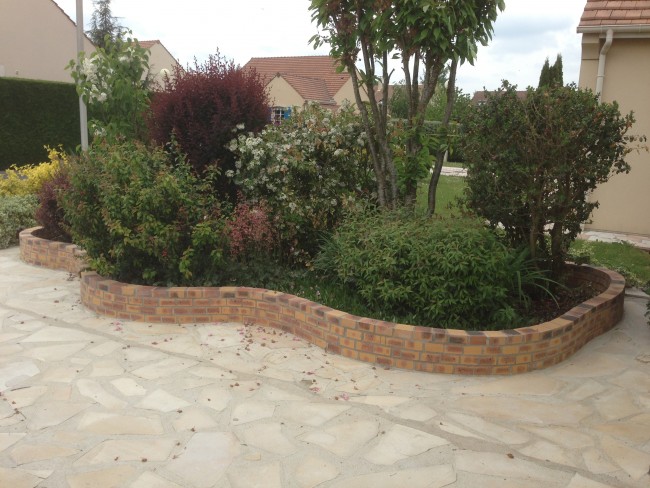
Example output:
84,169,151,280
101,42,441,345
80,265,625,375
19,227,626,375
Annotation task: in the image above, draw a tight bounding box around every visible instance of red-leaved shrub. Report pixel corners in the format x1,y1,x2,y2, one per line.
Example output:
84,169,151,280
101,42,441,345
35,167,72,242
148,51,269,201
227,198,276,262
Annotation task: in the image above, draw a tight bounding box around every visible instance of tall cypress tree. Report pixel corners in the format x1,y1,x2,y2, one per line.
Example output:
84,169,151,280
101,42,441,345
551,54,564,87
538,58,551,89
87,0,122,49
538,54,563,89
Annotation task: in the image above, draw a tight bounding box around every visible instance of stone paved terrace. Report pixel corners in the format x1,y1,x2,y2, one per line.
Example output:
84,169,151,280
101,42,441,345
0,246,649,488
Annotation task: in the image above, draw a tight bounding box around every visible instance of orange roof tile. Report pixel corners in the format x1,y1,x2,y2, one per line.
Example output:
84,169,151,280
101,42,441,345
243,56,349,105
578,0,650,29
138,40,160,49
279,73,337,106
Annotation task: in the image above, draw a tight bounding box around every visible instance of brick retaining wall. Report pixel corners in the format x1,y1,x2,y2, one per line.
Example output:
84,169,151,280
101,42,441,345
19,227,87,275
19,227,626,375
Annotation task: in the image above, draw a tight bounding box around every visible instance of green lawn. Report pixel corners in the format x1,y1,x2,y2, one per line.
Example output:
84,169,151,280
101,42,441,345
416,174,467,217
570,240,650,289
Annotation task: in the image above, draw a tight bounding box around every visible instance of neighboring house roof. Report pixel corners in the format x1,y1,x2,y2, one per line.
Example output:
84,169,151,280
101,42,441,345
51,0,95,46
139,39,179,66
471,90,528,105
138,40,159,49
578,0,650,30
374,84,396,104
279,73,337,106
243,56,350,107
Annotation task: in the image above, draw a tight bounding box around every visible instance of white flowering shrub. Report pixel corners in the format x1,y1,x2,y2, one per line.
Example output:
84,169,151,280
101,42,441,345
230,103,375,264
68,32,150,141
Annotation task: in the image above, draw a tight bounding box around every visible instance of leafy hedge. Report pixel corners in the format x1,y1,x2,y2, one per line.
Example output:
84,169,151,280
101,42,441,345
0,78,80,169
316,211,518,329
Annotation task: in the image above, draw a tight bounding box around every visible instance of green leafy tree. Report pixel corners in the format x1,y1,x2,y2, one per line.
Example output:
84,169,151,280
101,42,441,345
389,63,471,210
310,0,504,209
87,0,123,49
389,83,471,124
462,82,644,278
68,32,151,142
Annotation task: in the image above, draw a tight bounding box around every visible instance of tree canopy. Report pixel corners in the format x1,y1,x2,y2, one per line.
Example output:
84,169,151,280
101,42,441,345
310,0,504,210
462,82,642,277
87,0,123,49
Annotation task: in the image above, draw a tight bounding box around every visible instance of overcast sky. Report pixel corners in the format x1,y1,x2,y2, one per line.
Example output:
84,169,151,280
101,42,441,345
55,0,587,94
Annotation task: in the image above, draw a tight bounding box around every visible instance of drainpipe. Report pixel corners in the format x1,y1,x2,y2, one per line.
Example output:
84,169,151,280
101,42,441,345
595,29,614,103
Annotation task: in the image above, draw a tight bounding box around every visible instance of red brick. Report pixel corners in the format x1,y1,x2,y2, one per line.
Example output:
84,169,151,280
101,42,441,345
375,356,393,366
341,348,358,360
327,344,341,354
346,329,363,340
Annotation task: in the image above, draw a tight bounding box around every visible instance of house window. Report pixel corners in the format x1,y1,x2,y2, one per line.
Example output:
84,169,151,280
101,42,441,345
271,106,291,124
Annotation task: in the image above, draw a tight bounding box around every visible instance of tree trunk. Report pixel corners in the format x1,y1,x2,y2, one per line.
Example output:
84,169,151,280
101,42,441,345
428,58,458,216
549,223,565,280
427,150,447,216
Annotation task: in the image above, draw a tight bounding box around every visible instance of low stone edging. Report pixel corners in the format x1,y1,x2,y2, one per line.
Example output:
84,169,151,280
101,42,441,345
19,227,87,275
20,226,626,375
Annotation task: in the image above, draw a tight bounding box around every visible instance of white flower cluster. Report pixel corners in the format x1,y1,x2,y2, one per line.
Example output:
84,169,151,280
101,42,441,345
228,103,375,261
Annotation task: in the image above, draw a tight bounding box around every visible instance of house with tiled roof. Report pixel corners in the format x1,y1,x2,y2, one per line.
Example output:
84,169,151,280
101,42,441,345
137,40,180,85
0,0,96,82
243,56,369,122
470,90,528,106
0,1,179,86
577,0,650,236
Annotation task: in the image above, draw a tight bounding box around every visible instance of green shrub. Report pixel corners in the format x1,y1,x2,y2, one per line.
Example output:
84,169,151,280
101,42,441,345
0,78,80,169
230,103,375,264
316,210,518,329
0,195,37,249
62,141,227,285
462,81,642,278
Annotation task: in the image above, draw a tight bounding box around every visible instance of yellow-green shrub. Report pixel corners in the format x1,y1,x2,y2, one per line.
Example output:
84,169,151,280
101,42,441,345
0,147,68,196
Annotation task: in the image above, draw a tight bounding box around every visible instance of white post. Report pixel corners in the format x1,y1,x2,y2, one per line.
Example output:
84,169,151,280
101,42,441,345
76,0,89,151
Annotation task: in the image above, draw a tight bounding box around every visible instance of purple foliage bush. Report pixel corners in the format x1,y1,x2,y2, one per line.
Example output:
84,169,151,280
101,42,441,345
148,51,269,200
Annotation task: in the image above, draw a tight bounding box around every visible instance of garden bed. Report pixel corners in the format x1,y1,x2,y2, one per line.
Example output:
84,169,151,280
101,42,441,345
20,226,625,375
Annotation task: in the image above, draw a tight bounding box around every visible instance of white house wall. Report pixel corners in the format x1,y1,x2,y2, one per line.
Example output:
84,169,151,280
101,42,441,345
0,0,95,83
579,34,650,236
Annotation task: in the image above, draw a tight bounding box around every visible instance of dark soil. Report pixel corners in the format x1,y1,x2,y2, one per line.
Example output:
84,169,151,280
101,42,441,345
517,282,600,326
33,227,72,244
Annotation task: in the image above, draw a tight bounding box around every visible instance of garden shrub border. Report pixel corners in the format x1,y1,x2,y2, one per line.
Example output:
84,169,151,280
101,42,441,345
20,226,625,375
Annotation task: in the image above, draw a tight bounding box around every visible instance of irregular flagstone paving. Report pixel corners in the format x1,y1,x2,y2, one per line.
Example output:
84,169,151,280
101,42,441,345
0,246,648,488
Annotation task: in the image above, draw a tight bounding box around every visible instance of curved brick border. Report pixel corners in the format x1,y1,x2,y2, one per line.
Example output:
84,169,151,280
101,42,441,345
19,227,87,275
19,227,625,375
